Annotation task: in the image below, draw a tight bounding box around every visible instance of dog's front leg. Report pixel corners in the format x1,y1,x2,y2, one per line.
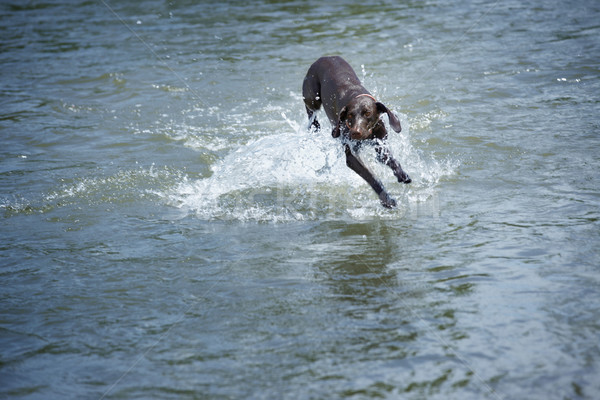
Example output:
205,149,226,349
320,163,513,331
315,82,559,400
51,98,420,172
344,145,396,208
375,143,411,184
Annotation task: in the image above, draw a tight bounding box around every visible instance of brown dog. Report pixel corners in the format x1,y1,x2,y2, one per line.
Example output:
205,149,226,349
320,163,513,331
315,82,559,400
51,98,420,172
302,56,411,208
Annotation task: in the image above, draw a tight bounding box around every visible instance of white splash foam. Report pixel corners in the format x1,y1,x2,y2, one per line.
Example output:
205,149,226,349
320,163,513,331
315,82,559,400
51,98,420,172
167,111,458,222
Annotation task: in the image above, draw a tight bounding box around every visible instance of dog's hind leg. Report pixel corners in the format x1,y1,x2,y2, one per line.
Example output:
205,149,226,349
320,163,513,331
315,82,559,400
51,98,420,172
305,106,321,132
302,73,322,132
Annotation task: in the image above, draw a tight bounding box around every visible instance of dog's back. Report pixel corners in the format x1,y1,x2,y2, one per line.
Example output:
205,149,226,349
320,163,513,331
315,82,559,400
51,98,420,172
302,56,365,125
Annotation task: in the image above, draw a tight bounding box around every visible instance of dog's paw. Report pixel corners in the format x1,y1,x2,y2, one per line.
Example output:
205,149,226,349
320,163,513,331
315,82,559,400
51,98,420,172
397,173,411,184
379,192,397,209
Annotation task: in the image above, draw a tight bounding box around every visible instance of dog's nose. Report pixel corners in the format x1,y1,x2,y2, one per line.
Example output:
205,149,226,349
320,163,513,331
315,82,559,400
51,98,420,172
350,130,361,140
350,130,368,140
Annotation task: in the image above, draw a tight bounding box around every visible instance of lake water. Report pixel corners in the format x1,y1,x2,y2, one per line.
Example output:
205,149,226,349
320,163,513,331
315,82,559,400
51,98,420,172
1,0,599,399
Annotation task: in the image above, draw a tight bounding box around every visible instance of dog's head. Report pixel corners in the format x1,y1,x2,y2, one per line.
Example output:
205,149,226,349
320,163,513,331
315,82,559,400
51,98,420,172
332,95,402,139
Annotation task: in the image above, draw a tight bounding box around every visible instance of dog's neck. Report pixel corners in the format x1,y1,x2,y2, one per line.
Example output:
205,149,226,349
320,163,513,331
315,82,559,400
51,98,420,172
355,93,377,102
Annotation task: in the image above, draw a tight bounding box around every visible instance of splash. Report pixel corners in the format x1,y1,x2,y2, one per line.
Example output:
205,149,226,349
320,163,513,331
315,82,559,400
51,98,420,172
167,111,458,222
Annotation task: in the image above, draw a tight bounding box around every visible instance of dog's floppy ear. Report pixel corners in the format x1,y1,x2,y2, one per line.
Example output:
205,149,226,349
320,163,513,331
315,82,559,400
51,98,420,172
376,102,401,133
332,106,348,138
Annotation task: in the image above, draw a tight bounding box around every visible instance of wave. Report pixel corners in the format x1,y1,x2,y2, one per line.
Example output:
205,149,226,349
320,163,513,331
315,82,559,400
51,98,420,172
1,102,457,223
1,166,183,218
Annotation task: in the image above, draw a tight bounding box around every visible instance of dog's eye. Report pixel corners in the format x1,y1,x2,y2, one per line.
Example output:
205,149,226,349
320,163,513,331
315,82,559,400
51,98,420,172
364,111,372,117
346,120,352,128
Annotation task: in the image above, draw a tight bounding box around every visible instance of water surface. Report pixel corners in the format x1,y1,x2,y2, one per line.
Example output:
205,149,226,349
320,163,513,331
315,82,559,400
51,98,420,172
1,0,599,399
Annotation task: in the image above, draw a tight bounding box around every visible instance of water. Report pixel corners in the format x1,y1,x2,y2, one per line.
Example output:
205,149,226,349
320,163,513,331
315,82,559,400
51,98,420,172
1,0,599,398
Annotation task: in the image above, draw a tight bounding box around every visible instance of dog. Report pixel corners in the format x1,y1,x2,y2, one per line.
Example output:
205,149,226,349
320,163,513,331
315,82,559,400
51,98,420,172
302,56,410,208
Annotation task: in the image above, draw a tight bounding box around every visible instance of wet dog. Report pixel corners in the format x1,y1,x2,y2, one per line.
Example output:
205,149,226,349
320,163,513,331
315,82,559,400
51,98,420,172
302,56,410,208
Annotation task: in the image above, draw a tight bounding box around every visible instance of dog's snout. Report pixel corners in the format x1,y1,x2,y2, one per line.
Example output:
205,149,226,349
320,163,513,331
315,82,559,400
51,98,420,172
349,129,372,140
